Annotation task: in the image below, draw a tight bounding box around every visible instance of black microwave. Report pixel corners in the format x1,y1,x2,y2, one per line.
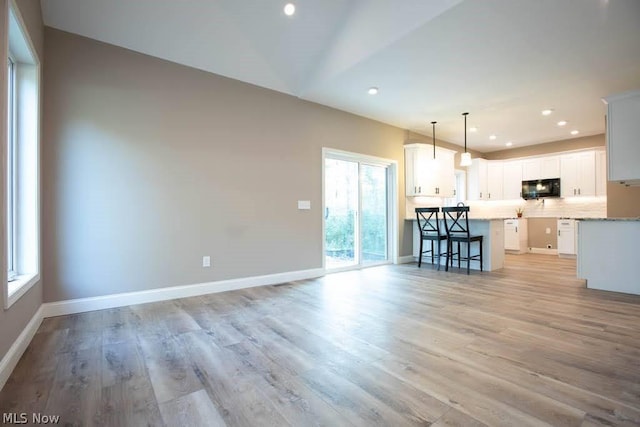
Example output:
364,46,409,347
521,178,561,199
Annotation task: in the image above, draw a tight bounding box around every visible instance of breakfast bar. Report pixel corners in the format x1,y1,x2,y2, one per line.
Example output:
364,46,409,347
410,218,505,271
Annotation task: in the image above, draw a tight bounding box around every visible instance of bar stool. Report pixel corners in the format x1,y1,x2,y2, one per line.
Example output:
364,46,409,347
415,207,447,270
442,205,483,274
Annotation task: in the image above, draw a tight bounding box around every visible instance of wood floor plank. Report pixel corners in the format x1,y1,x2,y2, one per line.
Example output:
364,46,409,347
137,333,203,404
178,330,291,427
225,340,353,427
159,389,226,427
44,347,103,426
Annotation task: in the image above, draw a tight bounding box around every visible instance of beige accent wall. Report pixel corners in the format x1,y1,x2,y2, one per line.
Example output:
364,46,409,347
607,184,640,217
42,28,420,302
0,0,43,364
485,134,640,218
527,218,558,249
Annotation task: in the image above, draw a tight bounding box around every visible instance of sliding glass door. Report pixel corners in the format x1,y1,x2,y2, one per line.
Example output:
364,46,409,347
324,150,394,270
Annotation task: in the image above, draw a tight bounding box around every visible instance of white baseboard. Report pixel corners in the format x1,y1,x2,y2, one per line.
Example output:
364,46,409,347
397,255,416,264
41,268,325,318
0,305,44,391
528,247,559,255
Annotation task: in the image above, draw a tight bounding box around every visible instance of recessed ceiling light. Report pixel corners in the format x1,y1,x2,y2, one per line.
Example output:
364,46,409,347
469,127,478,133
367,87,379,95
284,3,295,16
557,120,567,126
489,134,497,140
571,130,579,135
505,141,513,147
542,109,553,116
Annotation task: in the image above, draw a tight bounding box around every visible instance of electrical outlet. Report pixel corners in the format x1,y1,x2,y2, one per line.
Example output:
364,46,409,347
545,228,551,234
202,256,211,268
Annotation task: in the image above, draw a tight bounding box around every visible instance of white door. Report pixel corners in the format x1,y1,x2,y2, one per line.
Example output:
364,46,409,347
324,150,396,270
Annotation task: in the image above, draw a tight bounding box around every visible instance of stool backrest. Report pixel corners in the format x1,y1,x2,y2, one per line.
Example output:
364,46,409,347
442,206,470,238
415,207,442,236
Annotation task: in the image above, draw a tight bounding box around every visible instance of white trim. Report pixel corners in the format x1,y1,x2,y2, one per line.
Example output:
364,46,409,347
6,273,39,308
41,268,325,318
528,247,559,255
0,305,43,391
397,255,416,264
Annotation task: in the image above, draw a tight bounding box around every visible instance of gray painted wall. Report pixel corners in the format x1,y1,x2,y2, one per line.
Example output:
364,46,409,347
0,0,43,363
42,28,415,302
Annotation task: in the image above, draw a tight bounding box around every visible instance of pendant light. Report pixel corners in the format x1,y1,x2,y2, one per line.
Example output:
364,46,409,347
460,112,472,167
431,121,437,159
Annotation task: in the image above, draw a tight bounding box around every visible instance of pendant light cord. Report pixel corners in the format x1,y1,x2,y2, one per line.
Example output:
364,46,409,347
462,112,469,153
431,121,437,159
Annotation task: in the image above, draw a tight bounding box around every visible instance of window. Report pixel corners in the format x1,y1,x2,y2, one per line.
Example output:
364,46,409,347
4,3,40,308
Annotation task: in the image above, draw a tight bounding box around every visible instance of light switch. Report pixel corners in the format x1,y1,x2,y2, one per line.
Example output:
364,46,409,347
545,228,551,234
298,200,311,210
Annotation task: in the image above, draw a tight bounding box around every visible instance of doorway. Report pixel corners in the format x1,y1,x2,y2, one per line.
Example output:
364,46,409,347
323,149,397,271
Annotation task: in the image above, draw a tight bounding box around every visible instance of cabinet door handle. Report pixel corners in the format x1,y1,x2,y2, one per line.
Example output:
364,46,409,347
573,188,576,195
488,193,491,199
578,188,581,195
419,186,421,193
453,189,456,196
515,226,518,233
480,192,482,198
558,230,561,236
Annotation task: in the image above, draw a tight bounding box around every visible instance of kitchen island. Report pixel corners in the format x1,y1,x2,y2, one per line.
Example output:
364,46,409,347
409,218,505,271
577,218,640,295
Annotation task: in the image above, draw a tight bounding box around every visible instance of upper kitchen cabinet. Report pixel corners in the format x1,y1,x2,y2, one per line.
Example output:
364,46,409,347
404,144,456,197
603,90,640,186
467,158,488,200
560,151,596,197
522,156,560,180
502,160,523,199
487,161,504,200
468,159,513,200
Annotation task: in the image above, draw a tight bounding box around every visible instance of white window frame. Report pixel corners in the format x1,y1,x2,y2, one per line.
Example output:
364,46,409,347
4,1,41,308
7,55,17,282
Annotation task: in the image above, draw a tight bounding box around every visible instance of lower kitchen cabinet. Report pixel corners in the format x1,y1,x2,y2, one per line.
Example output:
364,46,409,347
504,219,528,253
558,219,577,256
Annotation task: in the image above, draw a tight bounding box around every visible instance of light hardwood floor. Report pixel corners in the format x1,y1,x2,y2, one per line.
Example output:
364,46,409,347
2,254,640,426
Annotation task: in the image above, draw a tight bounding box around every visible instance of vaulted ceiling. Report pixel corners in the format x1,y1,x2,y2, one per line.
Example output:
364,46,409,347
41,0,640,152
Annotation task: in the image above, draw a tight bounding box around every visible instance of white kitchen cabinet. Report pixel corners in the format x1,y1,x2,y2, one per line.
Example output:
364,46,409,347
541,156,561,179
404,144,456,197
596,150,607,197
560,151,596,197
603,90,640,185
522,159,540,181
502,160,522,199
487,162,503,200
522,156,559,181
504,219,528,253
558,219,577,256
467,158,488,200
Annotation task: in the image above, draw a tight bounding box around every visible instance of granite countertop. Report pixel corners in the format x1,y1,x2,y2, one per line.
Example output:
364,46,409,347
575,217,640,221
405,217,509,221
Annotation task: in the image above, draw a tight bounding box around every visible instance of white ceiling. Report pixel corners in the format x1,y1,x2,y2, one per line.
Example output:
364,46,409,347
41,0,640,152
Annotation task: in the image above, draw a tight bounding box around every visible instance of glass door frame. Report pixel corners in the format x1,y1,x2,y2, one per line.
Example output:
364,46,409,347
322,148,398,272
